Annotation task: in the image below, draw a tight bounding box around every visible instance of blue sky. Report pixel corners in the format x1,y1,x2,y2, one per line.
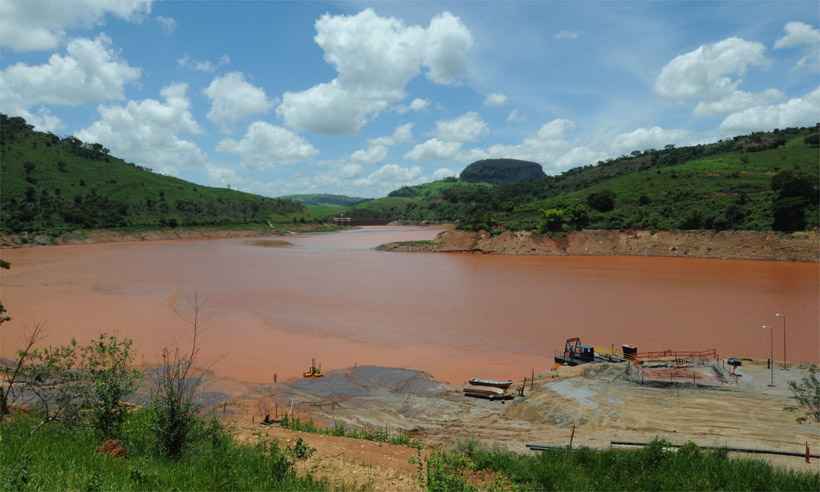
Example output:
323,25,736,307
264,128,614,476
1,1,818,198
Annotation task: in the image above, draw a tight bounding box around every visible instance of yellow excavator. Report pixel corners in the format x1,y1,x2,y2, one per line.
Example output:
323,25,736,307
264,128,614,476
303,358,323,378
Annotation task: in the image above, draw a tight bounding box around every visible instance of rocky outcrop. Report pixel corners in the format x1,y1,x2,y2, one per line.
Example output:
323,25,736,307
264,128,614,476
381,229,819,262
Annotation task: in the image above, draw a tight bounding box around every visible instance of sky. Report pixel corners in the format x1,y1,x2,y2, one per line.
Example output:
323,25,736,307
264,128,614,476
0,1,818,198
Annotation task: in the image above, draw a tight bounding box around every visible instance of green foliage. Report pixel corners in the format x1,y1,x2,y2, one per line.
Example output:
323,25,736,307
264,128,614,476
281,416,418,448
786,366,820,423
0,113,306,234
149,347,202,460
771,170,818,232
586,189,616,212
288,437,315,460
24,334,141,437
83,335,141,438
541,202,590,232
0,411,326,491
355,126,818,233
427,439,820,491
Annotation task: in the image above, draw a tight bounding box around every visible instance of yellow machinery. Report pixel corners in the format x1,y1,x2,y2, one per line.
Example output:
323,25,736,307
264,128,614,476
303,358,323,378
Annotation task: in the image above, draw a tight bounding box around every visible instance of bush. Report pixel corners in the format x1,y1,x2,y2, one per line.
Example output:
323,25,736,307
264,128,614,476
786,366,820,423
586,190,616,212
23,334,140,437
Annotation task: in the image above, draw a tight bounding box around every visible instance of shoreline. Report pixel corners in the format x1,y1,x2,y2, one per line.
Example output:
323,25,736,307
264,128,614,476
377,228,820,263
0,223,344,249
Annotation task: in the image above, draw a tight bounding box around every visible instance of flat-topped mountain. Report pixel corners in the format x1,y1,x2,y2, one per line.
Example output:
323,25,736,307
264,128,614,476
459,158,546,184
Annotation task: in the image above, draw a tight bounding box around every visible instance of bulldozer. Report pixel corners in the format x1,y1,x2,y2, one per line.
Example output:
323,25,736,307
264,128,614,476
303,358,323,378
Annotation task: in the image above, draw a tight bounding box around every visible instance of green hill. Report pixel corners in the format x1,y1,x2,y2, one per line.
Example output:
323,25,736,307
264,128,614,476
459,158,546,184
0,114,306,233
350,126,819,232
282,193,370,207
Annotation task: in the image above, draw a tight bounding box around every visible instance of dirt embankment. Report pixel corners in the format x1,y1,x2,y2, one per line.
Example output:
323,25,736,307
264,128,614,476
381,229,819,262
0,224,339,249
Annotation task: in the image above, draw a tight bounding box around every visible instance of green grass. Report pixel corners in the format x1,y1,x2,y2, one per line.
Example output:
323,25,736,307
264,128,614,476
427,440,820,491
280,416,419,448
0,411,327,491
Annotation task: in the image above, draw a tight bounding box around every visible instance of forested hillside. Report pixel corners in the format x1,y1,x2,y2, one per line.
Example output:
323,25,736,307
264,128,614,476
350,126,819,233
0,114,304,233
283,194,370,207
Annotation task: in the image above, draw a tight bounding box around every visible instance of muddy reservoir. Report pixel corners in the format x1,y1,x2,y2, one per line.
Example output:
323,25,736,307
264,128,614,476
1,226,817,384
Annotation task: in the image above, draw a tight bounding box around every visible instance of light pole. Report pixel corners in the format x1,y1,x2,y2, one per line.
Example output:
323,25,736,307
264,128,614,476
776,312,787,370
763,324,774,387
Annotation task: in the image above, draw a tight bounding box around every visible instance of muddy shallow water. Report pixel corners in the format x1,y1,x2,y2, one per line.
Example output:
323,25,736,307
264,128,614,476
1,226,817,384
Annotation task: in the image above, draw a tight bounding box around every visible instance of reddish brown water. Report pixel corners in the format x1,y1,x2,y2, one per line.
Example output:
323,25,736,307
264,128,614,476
1,226,817,384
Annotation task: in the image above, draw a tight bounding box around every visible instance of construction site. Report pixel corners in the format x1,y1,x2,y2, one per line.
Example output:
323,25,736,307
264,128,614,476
213,339,820,490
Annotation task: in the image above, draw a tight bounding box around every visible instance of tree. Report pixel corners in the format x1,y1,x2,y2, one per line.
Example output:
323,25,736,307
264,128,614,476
771,171,816,232
786,367,820,423
151,293,206,459
586,190,616,212
541,208,566,232
0,324,44,417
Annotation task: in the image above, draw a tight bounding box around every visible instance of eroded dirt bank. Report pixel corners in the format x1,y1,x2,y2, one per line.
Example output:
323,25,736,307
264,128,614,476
0,224,339,249
379,229,819,262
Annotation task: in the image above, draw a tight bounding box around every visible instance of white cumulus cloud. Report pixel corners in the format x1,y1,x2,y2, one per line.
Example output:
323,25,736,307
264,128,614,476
350,123,414,164
435,112,488,142
0,34,140,112
484,93,507,106
611,126,692,153
405,138,463,161
351,144,388,164
370,122,414,147
694,89,785,116
396,97,430,114
0,0,152,51
458,119,603,173
155,16,175,34
719,85,820,134
353,163,424,194
177,54,231,73
433,168,457,179
277,9,473,134
217,121,318,168
774,21,820,71
204,71,273,130
506,109,525,123
655,37,768,100
76,83,207,173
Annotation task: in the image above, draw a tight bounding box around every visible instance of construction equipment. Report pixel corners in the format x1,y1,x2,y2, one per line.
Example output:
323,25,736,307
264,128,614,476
303,358,323,378
554,337,595,366
727,357,742,376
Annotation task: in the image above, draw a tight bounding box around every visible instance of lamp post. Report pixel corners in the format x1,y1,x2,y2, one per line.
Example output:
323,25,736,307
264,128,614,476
776,312,787,370
763,324,774,387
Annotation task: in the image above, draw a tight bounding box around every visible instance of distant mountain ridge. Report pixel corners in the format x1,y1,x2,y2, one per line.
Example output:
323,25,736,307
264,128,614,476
282,194,371,207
